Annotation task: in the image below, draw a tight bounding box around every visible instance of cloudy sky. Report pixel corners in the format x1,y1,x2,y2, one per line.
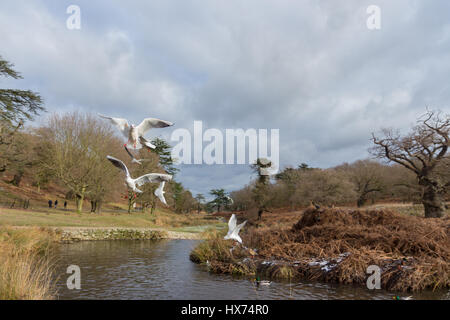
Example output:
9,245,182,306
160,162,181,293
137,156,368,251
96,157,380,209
1,0,450,198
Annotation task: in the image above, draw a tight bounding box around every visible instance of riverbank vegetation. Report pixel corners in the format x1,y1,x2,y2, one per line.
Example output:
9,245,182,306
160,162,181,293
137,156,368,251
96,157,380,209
190,207,450,292
0,226,59,299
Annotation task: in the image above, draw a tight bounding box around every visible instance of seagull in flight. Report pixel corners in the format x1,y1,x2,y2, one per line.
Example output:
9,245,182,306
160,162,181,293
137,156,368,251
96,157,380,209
106,155,172,204
99,114,173,150
224,214,247,244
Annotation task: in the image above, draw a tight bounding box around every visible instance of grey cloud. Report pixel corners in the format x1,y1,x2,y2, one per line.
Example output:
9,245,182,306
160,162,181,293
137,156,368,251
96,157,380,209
1,0,450,196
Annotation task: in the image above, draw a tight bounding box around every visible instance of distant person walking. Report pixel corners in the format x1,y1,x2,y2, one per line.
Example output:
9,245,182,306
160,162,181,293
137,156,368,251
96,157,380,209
48,200,52,208
64,201,67,210
54,200,58,209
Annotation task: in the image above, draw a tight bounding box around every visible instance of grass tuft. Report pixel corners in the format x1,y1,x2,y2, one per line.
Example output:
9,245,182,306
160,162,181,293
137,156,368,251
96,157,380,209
0,226,59,300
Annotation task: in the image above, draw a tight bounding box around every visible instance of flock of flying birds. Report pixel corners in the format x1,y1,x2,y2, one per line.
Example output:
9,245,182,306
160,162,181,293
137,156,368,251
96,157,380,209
98,114,174,206
98,114,248,244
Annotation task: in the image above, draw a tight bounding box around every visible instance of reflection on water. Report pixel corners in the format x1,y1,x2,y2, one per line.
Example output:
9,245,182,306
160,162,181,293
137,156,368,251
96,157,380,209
54,240,449,300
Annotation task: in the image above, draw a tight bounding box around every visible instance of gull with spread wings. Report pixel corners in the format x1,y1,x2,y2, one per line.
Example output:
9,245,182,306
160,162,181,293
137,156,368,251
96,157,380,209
224,214,247,244
106,155,172,205
98,114,173,150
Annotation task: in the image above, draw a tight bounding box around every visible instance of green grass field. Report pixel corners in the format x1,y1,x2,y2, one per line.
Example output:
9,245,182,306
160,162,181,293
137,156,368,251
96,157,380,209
0,207,225,232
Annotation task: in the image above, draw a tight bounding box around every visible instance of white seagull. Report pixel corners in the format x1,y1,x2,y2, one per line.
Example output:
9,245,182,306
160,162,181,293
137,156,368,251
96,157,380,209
106,156,172,204
99,114,173,150
224,214,247,244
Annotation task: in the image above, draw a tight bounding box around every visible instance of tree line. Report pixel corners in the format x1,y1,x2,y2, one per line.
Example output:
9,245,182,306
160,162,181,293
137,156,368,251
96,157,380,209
0,55,196,214
2,55,449,217
228,111,449,218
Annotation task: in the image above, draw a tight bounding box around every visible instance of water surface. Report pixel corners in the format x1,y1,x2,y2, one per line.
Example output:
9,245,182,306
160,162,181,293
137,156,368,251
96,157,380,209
54,240,449,300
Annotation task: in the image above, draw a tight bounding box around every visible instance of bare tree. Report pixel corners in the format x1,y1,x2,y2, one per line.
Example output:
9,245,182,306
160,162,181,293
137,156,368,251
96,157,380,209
37,112,123,213
229,185,256,212
275,164,312,210
337,160,387,207
293,168,356,207
371,110,449,218
88,153,125,214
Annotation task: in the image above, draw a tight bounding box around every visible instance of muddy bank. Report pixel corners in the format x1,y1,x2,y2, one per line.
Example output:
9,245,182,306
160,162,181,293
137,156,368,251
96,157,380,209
190,208,450,292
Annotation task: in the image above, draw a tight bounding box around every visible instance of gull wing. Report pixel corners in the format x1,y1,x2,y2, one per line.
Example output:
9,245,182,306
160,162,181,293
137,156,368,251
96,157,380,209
154,181,167,205
98,114,130,138
134,173,172,187
124,146,143,165
228,214,237,231
229,221,246,244
139,136,156,150
224,214,237,239
136,118,173,135
106,155,130,178
235,220,247,234
124,146,136,160
230,233,242,244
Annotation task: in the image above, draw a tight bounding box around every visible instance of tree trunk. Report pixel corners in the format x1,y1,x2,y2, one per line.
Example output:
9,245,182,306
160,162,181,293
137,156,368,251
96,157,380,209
96,201,102,214
11,172,23,186
128,197,134,214
76,187,86,213
151,199,156,215
90,201,97,213
357,195,366,208
420,178,444,218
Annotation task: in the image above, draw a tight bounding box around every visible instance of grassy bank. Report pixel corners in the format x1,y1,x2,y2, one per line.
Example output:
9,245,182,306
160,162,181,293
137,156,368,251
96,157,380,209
191,207,450,292
0,207,223,232
0,226,60,300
